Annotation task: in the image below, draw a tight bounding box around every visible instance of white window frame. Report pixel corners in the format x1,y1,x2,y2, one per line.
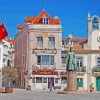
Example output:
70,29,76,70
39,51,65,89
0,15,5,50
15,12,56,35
42,17,49,24
76,57,83,71
37,55,54,67
96,57,100,67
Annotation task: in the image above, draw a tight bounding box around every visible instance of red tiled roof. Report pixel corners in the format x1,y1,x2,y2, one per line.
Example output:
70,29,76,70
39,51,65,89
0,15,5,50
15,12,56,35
25,17,35,22
25,11,60,24
17,25,25,30
62,37,87,42
7,39,15,44
62,44,83,50
73,44,83,50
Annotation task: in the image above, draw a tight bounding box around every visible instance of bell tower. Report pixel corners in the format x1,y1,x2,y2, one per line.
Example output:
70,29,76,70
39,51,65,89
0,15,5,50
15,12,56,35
87,13,100,49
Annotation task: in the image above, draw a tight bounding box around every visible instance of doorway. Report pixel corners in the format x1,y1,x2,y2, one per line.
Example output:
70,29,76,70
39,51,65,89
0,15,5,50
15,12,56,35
77,78,83,89
96,77,100,91
48,77,54,88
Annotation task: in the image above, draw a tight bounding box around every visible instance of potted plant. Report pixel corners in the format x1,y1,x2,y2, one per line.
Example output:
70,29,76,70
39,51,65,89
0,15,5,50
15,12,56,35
26,85,31,90
2,66,18,93
89,83,94,92
82,66,86,72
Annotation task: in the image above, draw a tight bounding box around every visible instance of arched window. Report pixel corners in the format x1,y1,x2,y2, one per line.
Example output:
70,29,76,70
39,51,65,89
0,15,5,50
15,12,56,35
92,17,99,30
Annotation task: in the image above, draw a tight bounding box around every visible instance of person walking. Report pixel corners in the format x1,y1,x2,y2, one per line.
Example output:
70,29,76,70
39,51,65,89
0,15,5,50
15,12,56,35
49,82,53,92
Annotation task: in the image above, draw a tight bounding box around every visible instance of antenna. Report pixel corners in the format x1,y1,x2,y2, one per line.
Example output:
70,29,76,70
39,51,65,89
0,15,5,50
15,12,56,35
43,0,45,11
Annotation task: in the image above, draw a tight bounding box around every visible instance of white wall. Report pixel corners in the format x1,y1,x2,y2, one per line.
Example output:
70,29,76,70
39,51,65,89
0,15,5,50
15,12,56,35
0,46,3,69
91,30,100,50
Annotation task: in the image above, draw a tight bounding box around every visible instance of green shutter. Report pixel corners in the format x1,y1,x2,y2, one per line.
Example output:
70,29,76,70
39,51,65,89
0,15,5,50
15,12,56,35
96,77,100,91
77,78,83,88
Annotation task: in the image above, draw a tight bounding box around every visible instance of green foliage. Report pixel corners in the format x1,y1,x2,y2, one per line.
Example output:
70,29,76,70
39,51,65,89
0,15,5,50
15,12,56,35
2,66,18,82
92,67,100,72
82,66,86,72
76,66,86,72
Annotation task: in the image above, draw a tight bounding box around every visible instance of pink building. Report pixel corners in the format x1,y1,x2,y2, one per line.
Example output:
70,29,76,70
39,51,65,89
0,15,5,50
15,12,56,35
15,10,62,90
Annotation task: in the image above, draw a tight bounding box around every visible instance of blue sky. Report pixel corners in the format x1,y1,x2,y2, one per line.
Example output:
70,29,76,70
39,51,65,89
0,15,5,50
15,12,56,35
0,0,100,39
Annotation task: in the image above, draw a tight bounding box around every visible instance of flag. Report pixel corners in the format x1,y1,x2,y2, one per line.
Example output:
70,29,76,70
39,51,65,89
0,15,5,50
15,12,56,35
0,22,8,41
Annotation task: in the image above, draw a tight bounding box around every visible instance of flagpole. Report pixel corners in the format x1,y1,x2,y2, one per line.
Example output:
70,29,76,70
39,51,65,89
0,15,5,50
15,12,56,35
0,18,2,25
43,0,45,11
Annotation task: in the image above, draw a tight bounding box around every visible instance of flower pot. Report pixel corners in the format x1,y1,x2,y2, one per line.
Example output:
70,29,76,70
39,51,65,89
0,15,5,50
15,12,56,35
5,87,13,93
90,88,94,92
26,86,31,90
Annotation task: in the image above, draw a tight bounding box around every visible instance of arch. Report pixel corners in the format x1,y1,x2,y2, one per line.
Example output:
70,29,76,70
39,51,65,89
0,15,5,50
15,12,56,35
91,15,99,20
92,16,99,30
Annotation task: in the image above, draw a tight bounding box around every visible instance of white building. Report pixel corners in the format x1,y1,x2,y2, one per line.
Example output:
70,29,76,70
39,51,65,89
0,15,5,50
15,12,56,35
0,39,14,88
61,13,100,92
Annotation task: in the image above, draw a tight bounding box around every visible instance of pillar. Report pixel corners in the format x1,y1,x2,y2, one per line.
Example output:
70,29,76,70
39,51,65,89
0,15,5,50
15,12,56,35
67,72,77,91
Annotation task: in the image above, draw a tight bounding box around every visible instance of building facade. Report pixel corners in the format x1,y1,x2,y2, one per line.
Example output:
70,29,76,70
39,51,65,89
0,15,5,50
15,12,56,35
0,39,14,88
15,10,62,90
61,13,100,91
15,11,100,91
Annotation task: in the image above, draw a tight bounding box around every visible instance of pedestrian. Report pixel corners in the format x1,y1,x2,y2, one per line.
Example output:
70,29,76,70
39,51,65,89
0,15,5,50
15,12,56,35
49,82,53,92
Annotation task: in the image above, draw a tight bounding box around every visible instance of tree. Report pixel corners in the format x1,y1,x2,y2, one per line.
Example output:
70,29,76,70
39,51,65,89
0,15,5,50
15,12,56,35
2,66,18,87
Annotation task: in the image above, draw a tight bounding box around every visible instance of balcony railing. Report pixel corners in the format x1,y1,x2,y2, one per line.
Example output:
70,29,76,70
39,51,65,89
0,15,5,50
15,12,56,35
92,66,100,76
48,45,55,49
76,66,86,72
92,66,100,72
37,45,43,49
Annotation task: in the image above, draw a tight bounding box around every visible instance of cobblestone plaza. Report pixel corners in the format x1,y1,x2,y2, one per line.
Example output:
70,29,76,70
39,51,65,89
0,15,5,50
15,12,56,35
0,89,100,100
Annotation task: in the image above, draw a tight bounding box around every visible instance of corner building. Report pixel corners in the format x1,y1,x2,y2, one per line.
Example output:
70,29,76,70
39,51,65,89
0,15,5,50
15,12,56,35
61,14,100,92
15,10,62,90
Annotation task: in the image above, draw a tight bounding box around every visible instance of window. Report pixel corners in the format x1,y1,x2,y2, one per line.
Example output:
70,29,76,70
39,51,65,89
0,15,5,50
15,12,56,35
42,17,49,24
48,37,55,44
43,78,47,83
62,41,67,46
7,59,10,66
36,77,42,83
76,57,83,71
62,41,64,45
37,37,43,43
97,57,100,67
61,77,67,84
37,37,43,49
48,37,55,49
42,55,49,65
92,17,99,30
50,56,54,65
37,55,54,66
37,56,41,65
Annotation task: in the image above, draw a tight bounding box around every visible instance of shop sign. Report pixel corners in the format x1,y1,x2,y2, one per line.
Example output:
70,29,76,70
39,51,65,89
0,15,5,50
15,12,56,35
33,49,57,54
32,71,58,75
